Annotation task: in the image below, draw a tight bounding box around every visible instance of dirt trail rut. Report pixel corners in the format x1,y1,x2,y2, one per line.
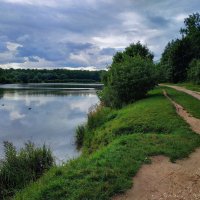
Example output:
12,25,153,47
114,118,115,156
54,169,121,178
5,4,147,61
113,90,200,200
163,90,200,133
160,84,200,101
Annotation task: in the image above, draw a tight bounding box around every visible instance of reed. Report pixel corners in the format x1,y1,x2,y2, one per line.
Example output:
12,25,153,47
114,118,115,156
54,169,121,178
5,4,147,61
0,141,54,199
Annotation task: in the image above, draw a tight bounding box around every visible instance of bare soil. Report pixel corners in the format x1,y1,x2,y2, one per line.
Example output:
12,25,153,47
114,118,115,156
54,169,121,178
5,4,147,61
113,150,200,200
112,90,200,200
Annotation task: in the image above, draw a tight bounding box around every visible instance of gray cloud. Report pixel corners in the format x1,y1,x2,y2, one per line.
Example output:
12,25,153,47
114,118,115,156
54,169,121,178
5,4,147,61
0,0,199,69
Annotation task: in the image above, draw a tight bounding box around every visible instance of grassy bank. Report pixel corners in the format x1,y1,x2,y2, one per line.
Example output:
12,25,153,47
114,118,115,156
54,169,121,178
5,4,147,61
82,89,190,153
14,88,200,200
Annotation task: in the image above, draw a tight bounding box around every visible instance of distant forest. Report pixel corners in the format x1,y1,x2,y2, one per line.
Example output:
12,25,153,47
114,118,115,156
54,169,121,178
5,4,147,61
0,68,103,83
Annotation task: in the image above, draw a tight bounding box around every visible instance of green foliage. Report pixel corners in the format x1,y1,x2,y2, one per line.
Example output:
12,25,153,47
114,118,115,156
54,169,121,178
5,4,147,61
180,13,200,36
0,141,54,199
107,56,156,107
154,63,172,83
83,89,190,153
101,46,156,108
187,59,200,84
160,38,192,83
76,105,116,150
160,12,200,83
112,42,154,64
0,68,103,84
15,134,200,200
76,125,86,149
14,88,200,200
87,104,114,130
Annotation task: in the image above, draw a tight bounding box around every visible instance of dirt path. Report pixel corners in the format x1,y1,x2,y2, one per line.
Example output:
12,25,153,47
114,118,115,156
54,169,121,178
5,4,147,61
112,90,200,200
163,90,200,133
160,84,200,101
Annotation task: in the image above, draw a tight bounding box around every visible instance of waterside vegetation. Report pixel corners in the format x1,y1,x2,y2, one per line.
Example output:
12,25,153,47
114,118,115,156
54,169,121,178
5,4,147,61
14,88,200,200
1,12,200,200
0,142,54,199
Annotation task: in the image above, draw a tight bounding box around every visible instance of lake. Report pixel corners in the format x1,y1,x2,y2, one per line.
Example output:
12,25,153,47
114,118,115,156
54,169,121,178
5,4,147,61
0,83,101,163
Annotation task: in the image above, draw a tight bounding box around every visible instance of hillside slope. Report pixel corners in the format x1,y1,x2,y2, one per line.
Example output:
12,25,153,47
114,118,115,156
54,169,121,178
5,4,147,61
15,88,200,200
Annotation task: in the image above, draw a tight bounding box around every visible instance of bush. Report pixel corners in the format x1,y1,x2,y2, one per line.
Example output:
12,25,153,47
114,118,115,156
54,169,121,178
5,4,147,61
0,141,54,199
187,59,200,84
101,55,156,108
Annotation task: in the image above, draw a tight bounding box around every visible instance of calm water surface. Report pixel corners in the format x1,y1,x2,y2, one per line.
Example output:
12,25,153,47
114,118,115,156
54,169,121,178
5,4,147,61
0,83,100,163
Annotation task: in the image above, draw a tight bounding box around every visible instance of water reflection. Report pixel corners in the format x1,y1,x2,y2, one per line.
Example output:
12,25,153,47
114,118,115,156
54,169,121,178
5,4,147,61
0,84,99,163
0,89,4,99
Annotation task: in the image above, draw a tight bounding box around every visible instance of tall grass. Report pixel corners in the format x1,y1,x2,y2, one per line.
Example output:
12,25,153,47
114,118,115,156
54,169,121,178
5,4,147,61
75,104,117,150
87,104,116,130
0,141,54,199
76,125,86,149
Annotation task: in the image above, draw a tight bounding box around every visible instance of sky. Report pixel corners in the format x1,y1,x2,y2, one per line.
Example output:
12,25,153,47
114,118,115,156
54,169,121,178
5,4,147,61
0,0,199,70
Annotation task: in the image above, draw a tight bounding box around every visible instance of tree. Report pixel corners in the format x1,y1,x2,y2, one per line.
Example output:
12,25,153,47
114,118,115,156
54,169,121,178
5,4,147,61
100,43,156,108
181,13,200,60
180,13,200,36
124,42,154,60
160,38,192,83
112,41,154,65
187,59,200,84
160,13,200,83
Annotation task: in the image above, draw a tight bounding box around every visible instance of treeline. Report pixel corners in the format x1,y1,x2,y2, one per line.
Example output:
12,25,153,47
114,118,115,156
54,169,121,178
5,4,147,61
0,68,103,84
158,12,200,84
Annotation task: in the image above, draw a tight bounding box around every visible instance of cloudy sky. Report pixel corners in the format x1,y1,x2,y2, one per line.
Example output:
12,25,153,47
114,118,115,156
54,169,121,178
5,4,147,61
0,0,199,70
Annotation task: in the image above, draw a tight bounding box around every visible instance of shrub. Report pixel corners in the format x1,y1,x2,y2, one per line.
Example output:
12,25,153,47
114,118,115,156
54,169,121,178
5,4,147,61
101,55,156,108
0,141,54,199
187,59,200,84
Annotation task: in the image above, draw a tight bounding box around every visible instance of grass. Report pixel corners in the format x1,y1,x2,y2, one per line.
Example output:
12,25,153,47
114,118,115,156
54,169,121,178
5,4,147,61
0,141,54,200
82,89,189,153
163,87,200,119
75,125,86,149
14,88,200,200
